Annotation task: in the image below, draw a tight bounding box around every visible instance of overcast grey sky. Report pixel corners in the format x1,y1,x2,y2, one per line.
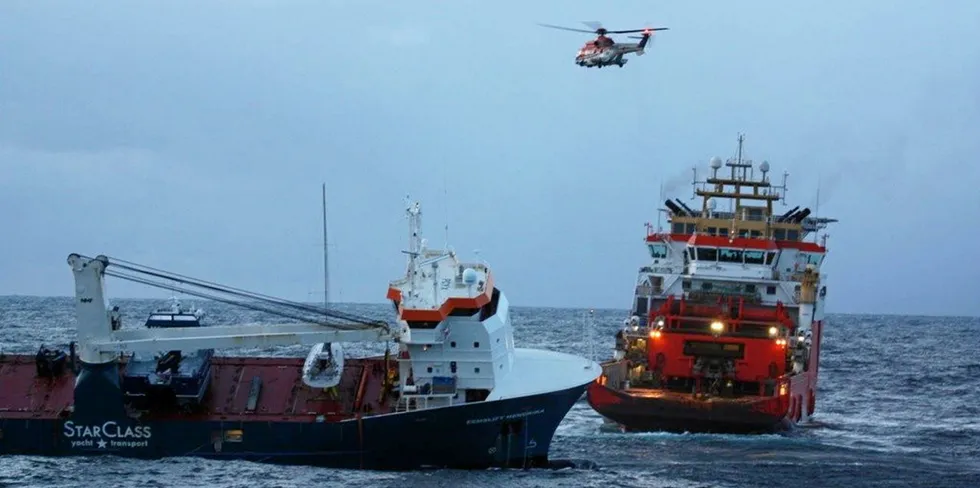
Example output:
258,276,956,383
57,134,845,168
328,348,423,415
1,0,978,316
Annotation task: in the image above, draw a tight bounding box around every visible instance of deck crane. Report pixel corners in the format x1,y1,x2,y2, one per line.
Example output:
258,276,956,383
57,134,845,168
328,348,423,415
67,253,399,366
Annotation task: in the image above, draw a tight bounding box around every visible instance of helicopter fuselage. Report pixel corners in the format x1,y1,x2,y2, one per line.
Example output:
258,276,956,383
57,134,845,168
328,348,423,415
575,42,645,68
538,22,665,69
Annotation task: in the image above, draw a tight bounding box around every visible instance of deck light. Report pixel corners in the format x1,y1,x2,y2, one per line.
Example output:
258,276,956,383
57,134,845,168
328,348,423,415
768,326,778,337
710,321,724,333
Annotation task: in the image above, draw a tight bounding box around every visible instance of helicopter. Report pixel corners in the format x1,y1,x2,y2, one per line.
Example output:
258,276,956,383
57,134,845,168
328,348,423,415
538,21,668,68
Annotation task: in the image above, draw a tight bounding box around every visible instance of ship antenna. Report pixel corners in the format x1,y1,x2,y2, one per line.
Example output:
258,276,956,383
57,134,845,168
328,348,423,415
814,175,821,243
443,164,450,251
690,165,698,200
321,183,330,310
736,133,744,165
657,180,664,231
405,196,424,284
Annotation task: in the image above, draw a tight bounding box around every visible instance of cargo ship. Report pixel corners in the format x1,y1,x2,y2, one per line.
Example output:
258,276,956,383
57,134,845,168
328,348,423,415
587,134,837,433
0,200,600,468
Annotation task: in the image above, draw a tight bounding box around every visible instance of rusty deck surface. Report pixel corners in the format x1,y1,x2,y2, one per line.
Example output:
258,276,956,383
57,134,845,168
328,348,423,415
0,354,394,422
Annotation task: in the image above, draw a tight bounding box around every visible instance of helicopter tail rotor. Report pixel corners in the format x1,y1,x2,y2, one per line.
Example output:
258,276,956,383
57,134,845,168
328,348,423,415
628,26,666,51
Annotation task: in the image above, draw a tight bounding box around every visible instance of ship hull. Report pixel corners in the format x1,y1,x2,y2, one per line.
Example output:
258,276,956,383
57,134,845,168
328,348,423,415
0,382,585,469
586,360,815,434
0,352,589,470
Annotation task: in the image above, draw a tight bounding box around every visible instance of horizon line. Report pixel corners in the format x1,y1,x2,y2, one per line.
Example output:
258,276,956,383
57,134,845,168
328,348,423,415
0,294,976,320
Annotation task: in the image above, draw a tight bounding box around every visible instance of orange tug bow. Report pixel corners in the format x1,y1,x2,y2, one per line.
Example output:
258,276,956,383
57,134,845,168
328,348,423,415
587,134,837,433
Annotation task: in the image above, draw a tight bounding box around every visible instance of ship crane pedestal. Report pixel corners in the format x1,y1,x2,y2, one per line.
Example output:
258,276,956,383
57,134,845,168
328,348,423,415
66,253,396,419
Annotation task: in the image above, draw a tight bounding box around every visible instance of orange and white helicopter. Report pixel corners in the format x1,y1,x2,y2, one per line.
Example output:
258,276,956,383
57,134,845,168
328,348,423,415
539,21,668,68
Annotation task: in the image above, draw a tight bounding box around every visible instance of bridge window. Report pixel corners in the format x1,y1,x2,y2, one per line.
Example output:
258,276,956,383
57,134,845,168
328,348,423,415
787,230,799,241
686,224,696,233
766,252,777,265
648,244,668,259
707,227,717,236
774,228,786,240
766,285,777,295
719,249,743,263
718,227,729,237
673,223,684,233
744,250,765,264
805,253,824,266
696,247,717,261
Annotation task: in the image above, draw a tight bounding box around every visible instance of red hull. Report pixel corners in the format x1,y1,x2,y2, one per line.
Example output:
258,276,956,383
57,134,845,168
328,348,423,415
0,354,393,422
586,358,818,434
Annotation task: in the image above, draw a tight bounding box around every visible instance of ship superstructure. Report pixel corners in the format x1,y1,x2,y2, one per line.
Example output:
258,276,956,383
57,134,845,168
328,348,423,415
587,134,838,433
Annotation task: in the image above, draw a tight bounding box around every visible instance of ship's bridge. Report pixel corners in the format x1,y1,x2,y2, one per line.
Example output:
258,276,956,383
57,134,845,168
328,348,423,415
686,235,779,280
647,134,837,283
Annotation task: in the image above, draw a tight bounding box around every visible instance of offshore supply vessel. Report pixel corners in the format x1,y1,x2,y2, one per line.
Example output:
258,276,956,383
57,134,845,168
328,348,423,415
0,200,600,468
587,134,837,433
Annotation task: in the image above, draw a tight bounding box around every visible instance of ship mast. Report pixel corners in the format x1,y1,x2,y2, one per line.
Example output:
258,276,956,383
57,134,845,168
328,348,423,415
691,133,783,239
322,183,330,308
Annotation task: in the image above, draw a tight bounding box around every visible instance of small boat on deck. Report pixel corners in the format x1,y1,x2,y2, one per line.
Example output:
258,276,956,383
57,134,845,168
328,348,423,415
121,298,214,408
301,342,344,388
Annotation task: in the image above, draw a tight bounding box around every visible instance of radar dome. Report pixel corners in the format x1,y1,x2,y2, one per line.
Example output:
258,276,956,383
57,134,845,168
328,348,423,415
760,160,770,172
707,198,717,210
709,156,722,169
462,268,479,285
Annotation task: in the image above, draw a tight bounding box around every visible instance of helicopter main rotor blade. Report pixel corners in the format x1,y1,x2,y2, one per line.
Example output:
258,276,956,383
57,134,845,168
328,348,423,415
581,21,604,31
606,27,670,34
537,23,597,34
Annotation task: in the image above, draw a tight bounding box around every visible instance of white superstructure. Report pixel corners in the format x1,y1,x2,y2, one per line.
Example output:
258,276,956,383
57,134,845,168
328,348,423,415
628,134,837,357
387,199,600,411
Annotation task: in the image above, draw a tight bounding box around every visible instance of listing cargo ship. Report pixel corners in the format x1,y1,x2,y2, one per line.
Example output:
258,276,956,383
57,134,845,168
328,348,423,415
587,134,837,433
0,200,600,469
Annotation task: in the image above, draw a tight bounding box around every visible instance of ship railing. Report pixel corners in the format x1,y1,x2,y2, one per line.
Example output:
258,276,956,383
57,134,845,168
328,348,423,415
395,392,456,412
781,272,809,283
396,376,457,412
660,316,787,338
650,266,675,275
686,290,762,304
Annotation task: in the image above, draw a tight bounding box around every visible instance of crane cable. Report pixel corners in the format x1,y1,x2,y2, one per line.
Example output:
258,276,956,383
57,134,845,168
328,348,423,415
79,255,389,331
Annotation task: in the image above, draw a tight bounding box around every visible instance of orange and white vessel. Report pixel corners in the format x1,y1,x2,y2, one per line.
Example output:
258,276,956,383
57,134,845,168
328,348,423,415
587,134,837,433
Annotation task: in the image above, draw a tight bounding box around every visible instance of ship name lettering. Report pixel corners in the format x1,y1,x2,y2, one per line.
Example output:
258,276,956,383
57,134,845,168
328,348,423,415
63,420,152,440
465,408,545,425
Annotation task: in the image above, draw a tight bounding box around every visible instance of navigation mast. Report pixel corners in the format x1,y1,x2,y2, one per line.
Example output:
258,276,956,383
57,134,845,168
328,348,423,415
322,183,330,308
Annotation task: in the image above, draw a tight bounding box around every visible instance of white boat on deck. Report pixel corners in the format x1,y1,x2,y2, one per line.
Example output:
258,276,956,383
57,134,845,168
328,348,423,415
301,342,344,388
